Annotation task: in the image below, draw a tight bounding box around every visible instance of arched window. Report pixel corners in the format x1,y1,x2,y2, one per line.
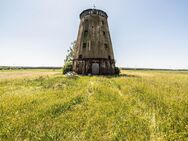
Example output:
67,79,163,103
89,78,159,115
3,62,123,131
108,56,111,59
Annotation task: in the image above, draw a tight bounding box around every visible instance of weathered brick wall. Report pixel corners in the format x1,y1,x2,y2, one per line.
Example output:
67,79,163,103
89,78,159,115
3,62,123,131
73,9,115,75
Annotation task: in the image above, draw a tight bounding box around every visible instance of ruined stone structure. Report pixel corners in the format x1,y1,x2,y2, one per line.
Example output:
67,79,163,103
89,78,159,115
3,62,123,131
73,8,115,75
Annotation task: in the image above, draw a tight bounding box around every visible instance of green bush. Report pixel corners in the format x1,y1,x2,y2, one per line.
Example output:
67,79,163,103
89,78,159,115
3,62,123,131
62,61,72,74
62,41,76,74
114,67,120,75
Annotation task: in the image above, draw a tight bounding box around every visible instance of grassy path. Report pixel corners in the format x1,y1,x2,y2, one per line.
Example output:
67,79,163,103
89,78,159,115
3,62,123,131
0,70,188,140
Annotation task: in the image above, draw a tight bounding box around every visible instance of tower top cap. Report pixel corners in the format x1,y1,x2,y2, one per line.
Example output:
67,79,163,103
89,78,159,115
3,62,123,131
80,9,108,19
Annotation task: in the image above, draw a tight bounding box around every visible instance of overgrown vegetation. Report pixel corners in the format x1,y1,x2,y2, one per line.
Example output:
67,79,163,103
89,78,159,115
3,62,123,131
0,70,188,140
62,41,76,74
114,67,120,75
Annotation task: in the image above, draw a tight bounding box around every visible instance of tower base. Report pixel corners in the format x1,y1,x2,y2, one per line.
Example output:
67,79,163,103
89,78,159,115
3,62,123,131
73,58,115,75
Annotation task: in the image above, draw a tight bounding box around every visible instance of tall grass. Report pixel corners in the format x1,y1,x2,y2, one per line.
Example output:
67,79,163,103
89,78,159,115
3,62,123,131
0,70,187,140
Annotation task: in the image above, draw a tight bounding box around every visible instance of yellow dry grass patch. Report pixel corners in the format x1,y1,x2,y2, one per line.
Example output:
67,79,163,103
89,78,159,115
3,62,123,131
0,70,60,81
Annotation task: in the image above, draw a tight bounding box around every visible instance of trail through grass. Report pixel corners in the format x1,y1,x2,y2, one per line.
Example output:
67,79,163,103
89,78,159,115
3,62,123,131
0,70,188,140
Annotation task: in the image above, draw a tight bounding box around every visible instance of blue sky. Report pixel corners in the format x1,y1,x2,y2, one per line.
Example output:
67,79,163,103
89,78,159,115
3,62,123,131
0,0,188,68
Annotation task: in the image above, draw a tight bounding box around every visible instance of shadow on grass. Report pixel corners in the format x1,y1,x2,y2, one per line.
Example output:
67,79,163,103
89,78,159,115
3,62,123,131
68,73,139,78
103,74,139,78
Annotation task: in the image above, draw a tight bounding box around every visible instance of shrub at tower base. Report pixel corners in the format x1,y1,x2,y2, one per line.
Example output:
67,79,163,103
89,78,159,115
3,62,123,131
62,61,72,74
114,67,120,75
62,41,76,74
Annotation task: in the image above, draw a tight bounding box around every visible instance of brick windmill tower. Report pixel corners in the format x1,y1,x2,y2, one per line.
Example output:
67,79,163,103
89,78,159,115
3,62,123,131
73,8,115,75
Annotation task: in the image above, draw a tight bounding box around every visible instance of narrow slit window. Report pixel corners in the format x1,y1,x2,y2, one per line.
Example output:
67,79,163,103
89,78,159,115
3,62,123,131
102,20,104,25
104,43,108,48
108,56,111,59
84,30,88,38
83,43,87,48
79,55,82,59
103,31,106,36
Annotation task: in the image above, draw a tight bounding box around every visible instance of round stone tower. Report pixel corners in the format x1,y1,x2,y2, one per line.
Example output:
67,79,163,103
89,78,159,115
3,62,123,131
73,8,115,75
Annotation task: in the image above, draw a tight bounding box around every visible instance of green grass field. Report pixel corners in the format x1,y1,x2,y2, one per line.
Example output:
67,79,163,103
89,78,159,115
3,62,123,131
0,70,188,141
